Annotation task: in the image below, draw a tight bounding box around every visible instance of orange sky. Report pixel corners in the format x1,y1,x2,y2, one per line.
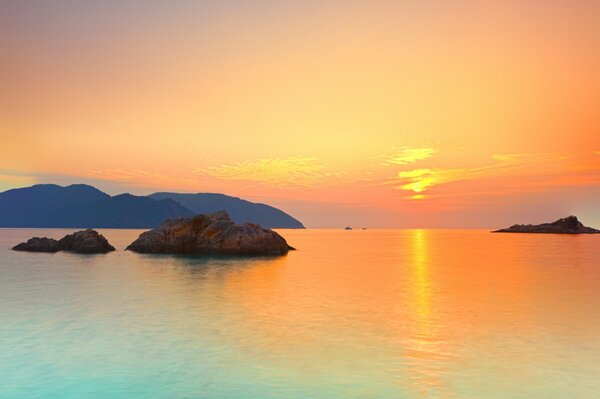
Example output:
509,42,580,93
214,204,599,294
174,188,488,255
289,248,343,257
1,1,599,227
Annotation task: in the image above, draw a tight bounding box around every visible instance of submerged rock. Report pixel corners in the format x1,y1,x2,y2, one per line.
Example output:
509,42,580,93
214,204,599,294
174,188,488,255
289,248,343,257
12,229,115,254
12,237,62,252
126,210,294,255
58,229,116,253
493,216,600,234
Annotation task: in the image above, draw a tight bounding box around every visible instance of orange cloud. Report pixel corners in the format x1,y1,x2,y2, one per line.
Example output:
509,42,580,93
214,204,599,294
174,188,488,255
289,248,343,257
397,167,483,193
87,168,198,189
194,157,331,188
491,153,537,162
383,147,438,166
395,152,600,198
0,171,36,192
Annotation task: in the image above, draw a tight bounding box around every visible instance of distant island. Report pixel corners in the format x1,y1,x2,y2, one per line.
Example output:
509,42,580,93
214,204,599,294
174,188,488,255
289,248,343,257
0,184,305,229
494,216,600,234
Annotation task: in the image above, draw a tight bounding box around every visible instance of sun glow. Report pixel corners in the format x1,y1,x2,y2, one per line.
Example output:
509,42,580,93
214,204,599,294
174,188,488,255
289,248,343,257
1,1,599,227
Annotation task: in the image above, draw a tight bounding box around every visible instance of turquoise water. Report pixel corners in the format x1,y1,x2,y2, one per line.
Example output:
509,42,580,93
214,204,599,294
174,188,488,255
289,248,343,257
1,228,600,398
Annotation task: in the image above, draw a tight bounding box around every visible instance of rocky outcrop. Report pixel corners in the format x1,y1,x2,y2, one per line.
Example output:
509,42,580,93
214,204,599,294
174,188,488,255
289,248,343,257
126,210,294,255
12,229,115,253
12,237,62,252
57,229,116,253
494,216,600,234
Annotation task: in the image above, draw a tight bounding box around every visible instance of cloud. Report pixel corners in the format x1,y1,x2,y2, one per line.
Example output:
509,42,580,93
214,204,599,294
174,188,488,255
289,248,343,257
594,151,600,156
394,151,600,197
88,168,169,182
492,152,569,163
383,147,437,165
492,153,535,162
395,154,538,194
397,167,482,193
87,168,198,190
0,169,37,192
195,157,329,187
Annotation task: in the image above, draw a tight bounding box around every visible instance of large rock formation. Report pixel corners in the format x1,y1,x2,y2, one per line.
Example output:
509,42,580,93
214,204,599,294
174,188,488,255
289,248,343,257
494,216,600,234
126,210,294,255
12,229,115,253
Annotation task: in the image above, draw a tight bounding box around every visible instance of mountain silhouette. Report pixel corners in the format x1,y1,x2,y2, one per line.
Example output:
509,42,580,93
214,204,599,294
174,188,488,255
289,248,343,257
0,184,193,228
0,184,305,229
149,192,305,228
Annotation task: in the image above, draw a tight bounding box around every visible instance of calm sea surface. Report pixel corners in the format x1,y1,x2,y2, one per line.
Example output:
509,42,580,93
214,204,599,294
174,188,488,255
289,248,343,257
1,228,600,398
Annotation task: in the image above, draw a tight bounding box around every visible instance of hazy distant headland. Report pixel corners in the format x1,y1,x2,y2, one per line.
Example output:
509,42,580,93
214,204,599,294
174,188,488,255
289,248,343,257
0,184,305,229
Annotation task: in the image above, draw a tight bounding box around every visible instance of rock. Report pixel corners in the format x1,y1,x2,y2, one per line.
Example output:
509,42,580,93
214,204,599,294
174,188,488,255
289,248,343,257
12,237,62,252
493,216,600,234
58,229,116,253
13,229,115,254
126,210,294,255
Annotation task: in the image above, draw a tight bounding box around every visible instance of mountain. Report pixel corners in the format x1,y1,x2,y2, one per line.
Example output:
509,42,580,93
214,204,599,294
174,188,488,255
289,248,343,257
149,192,305,228
0,184,194,228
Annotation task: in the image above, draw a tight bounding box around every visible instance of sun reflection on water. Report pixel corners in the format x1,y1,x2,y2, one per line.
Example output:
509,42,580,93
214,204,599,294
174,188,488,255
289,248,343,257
405,229,454,398
411,229,432,335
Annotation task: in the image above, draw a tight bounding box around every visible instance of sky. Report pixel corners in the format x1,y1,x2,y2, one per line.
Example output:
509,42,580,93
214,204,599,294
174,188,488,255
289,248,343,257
1,0,599,228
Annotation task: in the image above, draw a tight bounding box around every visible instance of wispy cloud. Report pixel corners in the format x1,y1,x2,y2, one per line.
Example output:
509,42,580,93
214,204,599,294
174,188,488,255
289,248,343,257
492,153,535,162
195,157,330,188
394,152,600,197
594,151,600,156
88,168,169,182
383,146,437,166
397,167,484,193
0,169,37,192
87,168,198,189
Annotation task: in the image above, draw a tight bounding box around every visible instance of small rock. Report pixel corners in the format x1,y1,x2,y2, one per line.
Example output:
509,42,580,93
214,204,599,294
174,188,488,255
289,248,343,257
12,229,115,254
12,237,62,252
58,229,116,253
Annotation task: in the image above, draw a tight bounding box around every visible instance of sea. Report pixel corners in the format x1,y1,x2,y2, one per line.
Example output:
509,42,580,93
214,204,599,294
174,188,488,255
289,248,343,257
1,228,599,398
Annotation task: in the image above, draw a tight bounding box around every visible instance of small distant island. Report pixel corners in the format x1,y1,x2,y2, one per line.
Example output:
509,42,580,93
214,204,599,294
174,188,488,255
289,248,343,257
493,216,600,234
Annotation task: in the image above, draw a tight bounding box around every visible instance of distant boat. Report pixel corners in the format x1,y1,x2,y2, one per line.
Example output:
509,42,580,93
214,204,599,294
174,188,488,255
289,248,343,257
344,226,352,230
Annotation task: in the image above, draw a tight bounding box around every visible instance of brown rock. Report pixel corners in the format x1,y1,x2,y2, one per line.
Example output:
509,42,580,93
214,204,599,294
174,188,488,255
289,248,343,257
58,229,115,253
126,210,294,255
12,237,62,252
13,229,115,253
